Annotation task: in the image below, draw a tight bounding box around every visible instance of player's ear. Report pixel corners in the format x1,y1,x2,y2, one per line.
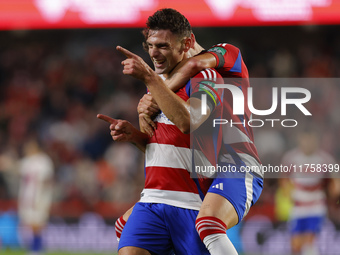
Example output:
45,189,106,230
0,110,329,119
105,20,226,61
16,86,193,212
190,33,196,49
182,37,192,53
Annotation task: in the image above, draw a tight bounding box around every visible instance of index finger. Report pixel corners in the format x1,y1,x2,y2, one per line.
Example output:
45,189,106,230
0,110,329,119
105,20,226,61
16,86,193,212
116,46,137,59
97,114,118,125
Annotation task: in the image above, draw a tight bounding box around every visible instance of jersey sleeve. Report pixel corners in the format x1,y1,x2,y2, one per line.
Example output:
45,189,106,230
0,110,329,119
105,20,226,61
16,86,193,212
190,68,223,112
207,43,247,77
205,47,225,69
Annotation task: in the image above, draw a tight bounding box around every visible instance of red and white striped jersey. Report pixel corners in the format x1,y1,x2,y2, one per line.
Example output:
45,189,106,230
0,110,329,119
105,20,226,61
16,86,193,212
281,148,336,219
139,68,222,210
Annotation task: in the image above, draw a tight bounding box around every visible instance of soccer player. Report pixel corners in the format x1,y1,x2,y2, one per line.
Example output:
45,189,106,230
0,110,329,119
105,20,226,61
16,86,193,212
18,137,54,255
281,130,339,255
99,8,223,255
134,27,263,255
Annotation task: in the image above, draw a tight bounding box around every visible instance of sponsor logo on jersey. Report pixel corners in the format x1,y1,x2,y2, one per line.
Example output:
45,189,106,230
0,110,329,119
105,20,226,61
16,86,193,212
208,47,226,56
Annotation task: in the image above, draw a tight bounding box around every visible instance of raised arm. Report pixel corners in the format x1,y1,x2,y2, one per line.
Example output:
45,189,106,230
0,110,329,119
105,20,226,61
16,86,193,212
137,41,218,134
117,46,213,134
137,54,217,135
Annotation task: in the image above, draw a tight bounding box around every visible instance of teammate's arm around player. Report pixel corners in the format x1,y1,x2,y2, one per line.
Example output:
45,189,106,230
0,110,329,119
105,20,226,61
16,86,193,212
138,39,218,135
166,41,217,91
117,45,212,134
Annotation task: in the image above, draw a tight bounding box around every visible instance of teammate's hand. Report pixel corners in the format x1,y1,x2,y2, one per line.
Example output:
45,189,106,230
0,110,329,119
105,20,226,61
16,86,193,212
117,45,154,82
97,114,135,142
137,94,159,136
139,115,154,137
137,94,159,118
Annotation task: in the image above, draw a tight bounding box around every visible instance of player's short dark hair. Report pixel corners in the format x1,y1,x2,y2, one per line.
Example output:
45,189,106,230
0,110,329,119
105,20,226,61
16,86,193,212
142,8,192,47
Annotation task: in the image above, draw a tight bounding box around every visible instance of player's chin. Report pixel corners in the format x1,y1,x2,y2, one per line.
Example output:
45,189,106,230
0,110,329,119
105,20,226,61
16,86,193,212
154,67,165,74
154,63,168,74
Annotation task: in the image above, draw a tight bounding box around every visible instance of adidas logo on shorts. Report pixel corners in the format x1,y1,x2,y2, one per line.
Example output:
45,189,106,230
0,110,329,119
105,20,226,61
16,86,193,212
211,183,223,190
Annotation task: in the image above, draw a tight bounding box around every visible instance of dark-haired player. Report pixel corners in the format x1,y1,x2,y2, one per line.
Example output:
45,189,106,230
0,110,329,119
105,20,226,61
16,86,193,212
100,8,223,255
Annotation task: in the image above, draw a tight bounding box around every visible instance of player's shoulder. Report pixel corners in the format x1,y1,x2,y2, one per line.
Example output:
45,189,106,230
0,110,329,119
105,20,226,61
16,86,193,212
35,153,54,170
191,68,223,100
193,68,222,81
208,43,240,55
317,149,336,164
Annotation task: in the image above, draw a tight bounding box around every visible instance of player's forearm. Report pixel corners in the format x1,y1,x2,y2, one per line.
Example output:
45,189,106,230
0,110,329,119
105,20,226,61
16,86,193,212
145,73,191,133
167,54,217,92
130,128,149,153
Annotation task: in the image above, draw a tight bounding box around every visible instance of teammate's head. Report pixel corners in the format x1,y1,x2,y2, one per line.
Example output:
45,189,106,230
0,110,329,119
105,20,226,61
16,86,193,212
144,8,192,40
143,8,193,76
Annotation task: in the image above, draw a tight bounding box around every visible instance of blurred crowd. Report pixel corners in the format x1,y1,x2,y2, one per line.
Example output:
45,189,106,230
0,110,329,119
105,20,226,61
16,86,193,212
0,29,149,217
0,25,339,220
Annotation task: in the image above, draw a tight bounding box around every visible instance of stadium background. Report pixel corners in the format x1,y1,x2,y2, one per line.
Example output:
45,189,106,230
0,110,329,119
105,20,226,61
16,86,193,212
0,0,340,254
